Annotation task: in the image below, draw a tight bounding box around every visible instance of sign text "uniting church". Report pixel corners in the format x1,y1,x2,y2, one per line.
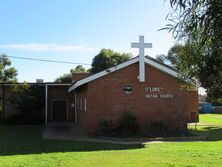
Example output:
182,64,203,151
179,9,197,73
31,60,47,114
145,87,174,99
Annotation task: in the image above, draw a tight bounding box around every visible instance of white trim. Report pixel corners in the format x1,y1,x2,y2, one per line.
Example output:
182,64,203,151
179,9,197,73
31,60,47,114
46,84,70,86
68,56,179,91
68,57,139,92
144,58,178,78
139,54,145,82
51,99,68,121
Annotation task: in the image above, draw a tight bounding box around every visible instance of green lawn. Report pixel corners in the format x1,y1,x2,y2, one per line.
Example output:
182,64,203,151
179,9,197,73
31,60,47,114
199,114,222,125
188,114,222,141
0,114,222,167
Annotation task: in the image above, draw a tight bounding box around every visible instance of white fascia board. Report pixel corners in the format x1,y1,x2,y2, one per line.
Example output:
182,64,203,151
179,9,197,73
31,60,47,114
144,58,178,78
46,84,70,86
146,58,198,88
68,57,139,92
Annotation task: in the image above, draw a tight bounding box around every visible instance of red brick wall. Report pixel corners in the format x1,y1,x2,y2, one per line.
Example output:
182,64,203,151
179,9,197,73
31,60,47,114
75,85,89,129
75,63,198,135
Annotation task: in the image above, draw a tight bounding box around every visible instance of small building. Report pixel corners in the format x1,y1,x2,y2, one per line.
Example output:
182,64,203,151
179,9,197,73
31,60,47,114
0,82,74,123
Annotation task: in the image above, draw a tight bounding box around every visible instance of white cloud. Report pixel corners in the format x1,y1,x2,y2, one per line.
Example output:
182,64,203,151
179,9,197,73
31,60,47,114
0,43,99,53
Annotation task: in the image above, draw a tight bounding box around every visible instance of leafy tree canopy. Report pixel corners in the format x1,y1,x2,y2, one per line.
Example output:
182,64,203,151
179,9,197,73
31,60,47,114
70,65,86,73
155,44,184,69
166,0,222,43
55,65,87,83
164,0,222,102
91,49,132,73
0,54,18,82
54,73,72,83
167,44,184,67
9,82,45,124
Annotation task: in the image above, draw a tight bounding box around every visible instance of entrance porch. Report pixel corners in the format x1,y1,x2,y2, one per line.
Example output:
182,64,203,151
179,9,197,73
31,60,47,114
45,84,75,123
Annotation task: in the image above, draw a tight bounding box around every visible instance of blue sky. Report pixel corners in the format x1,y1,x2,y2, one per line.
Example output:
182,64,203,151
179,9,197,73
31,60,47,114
0,0,176,82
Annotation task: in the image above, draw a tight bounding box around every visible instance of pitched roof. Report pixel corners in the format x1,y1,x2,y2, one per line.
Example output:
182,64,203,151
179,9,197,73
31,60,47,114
68,56,178,92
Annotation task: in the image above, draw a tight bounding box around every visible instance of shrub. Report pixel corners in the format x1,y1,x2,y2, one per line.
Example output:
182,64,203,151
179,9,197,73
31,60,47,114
5,111,44,125
96,112,139,137
96,120,113,136
7,83,45,124
114,111,139,137
0,105,2,123
149,121,168,136
9,84,45,115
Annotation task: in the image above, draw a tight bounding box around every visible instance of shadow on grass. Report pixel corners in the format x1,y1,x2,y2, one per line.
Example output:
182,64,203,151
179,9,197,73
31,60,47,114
189,125,222,141
0,125,144,156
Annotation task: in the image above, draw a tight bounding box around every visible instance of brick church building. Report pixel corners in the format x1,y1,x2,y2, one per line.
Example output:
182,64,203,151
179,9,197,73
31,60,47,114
0,36,198,135
68,36,198,135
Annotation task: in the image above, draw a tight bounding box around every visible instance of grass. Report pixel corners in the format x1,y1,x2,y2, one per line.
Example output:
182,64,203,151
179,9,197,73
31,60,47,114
0,114,222,167
198,113,222,125
188,114,222,141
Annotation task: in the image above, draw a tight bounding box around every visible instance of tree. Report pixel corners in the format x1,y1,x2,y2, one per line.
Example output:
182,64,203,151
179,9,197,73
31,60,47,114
176,41,222,104
91,49,132,73
55,65,87,83
167,44,184,67
8,82,45,124
70,65,86,73
164,0,222,103
155,44,184,68
0,54,18,122
54,73,72,83
0,54,17,82
166,0,222,43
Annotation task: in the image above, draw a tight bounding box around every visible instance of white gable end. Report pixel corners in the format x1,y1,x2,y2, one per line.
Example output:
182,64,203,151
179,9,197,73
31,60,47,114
145,58,178,78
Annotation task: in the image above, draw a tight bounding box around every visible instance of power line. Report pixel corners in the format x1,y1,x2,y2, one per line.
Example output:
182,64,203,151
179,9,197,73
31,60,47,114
6,55,91,66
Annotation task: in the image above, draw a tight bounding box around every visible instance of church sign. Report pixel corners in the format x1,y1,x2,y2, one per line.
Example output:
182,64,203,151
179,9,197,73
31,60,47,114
145,86,173,99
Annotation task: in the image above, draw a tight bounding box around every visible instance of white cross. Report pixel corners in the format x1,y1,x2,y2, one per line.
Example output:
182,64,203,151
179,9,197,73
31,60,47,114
131,36,152,82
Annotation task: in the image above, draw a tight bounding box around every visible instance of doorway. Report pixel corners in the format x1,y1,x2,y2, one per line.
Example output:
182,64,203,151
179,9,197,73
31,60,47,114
52,100,67,122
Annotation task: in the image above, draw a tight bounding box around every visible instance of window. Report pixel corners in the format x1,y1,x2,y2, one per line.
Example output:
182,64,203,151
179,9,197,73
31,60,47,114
84,98,87,112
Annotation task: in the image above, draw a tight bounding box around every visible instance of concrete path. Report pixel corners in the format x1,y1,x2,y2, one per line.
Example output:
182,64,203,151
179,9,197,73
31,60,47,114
189,122,222,126
42,123,205,145
42,122,87,139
